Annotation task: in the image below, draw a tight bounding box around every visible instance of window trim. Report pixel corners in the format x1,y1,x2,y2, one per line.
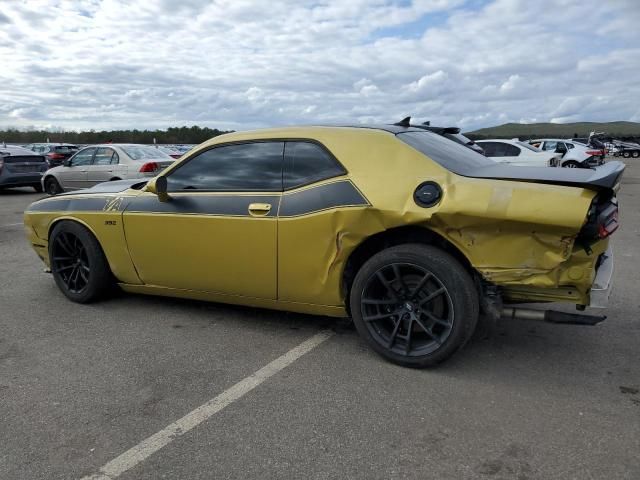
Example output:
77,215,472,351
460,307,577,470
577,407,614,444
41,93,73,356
165,138,348,193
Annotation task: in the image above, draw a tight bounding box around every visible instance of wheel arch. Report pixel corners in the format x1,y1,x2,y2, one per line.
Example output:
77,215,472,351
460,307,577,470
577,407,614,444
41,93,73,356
342,225,475,307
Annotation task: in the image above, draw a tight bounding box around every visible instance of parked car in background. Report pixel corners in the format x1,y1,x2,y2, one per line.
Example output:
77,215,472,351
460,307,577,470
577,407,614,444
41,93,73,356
529,139,603,168
25,143,79,168
568,135,607,160
0,145,47,192
42,144,176,195
155,145,183,159
475,139,560,167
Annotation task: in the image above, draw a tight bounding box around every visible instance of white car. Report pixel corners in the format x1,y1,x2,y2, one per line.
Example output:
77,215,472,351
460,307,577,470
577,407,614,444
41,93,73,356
42,144,176,195
475,139,560,167
530,139,603,168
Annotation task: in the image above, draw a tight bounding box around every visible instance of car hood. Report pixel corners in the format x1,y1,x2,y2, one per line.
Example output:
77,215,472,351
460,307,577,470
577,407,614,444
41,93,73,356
467,161,625,191
56,178,148,196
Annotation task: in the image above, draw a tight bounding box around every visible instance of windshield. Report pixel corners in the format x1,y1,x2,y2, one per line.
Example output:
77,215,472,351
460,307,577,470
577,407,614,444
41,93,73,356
398,131,495,175
121,145,172,160
517,141,541,152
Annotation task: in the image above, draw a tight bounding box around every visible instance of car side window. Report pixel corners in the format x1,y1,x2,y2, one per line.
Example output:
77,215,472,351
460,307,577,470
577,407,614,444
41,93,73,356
111,151,120,164
542,141,556,151
166,141,284,192
503,144,521,156
478,142,496,156
565,142,574,149
71,148,95,166
283,141,346,190
94,147,115,165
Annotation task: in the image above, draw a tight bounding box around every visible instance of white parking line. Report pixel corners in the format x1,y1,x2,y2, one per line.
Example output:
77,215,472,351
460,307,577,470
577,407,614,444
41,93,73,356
80,330,335,480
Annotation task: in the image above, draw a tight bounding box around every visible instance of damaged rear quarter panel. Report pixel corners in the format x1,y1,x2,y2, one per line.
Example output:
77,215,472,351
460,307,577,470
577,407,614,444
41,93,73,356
277,130,599,306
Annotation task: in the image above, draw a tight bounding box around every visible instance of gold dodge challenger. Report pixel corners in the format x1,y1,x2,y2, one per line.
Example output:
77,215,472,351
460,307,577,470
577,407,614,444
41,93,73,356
24,123,624,367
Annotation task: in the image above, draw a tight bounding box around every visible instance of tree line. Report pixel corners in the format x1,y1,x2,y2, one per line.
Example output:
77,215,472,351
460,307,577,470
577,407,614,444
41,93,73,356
0,126,233,145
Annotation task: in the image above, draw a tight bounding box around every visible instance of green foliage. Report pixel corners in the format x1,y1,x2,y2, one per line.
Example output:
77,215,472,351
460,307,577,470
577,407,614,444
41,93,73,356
0,125,233,145
466,121,640,141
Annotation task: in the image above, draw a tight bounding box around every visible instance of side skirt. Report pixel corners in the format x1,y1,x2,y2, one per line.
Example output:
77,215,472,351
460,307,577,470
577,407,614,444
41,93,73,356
118,283,349,318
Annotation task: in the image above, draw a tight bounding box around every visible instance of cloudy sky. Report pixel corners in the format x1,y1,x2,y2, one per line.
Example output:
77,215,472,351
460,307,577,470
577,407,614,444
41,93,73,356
1,0,639,132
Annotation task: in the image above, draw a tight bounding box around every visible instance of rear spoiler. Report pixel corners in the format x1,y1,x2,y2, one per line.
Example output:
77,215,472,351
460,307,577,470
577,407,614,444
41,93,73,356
467,161,625,192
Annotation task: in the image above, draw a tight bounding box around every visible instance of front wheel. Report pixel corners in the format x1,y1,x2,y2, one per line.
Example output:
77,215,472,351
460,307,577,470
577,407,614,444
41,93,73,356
349,244,479,368
44,176,63,195
49,221,114,303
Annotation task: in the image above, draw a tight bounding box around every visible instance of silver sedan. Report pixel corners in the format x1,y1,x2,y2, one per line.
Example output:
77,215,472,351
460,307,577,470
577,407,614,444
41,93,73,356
42,144,176,195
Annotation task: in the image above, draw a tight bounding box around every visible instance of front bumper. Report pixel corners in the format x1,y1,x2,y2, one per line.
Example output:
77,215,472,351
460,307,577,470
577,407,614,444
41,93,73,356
589,246,613,308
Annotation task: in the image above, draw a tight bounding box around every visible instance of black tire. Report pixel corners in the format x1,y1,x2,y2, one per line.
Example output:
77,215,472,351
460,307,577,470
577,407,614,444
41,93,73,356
44,176,63,195
349,244,479,368
49,221,113,303
623,151,631,158
562,160,580,168
633,151,639,158
33,184,43,193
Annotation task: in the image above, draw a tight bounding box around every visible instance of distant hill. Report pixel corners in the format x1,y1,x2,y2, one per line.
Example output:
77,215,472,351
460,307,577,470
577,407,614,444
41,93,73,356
466,121,640,140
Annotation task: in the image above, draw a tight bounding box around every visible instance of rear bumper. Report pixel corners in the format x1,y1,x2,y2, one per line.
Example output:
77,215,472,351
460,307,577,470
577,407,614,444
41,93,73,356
589,246,614,308
0,173,44,187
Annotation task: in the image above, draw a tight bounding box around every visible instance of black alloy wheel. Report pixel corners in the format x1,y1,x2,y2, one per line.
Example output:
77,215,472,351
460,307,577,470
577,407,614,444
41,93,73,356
350,244,479,367
51,231,91,294
49,221,113,303
360,263,454,357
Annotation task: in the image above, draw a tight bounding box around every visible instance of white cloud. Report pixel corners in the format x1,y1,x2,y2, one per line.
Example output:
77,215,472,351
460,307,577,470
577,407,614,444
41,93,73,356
0,0,638,132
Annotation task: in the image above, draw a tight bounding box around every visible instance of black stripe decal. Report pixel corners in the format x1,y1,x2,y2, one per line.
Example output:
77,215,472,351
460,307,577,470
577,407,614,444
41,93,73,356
25,181,368,218
26,197,116,212
279,180,368,217
125,194,279,217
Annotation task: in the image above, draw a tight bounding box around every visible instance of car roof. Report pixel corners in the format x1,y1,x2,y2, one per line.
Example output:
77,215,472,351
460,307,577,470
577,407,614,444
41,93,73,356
0,145,44,156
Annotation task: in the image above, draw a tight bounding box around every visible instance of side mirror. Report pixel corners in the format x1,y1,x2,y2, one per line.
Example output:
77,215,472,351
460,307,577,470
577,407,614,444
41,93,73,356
63,159,71,167
147,176,170,202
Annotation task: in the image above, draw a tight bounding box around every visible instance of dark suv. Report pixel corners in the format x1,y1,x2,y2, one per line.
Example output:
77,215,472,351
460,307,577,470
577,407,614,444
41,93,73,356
25,143,79,168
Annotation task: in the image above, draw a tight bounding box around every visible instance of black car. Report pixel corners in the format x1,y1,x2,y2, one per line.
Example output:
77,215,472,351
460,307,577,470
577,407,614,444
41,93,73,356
0,146,48,192
25,143,79,167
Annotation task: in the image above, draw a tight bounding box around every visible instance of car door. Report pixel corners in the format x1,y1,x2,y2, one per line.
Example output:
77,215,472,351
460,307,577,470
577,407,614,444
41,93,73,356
122,141,283,299
59,147,95,190
87,147,119,186
277,141,367,306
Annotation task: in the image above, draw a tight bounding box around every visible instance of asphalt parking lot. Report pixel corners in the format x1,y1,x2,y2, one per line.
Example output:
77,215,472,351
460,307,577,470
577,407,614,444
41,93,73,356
1,162,639,480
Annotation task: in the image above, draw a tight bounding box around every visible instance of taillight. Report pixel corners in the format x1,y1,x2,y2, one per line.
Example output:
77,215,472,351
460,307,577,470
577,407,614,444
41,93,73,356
586,150,602,156
139,162,158,173
596,204,619,239
577,195,619,252
47,153,65,160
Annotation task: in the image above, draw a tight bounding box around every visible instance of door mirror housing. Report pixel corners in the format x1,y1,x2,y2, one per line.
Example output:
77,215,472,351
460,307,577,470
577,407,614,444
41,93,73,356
146,176,170,202
63,159,71,167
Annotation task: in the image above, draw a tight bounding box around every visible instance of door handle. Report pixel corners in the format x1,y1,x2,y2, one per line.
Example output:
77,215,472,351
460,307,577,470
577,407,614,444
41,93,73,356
248,203,272,216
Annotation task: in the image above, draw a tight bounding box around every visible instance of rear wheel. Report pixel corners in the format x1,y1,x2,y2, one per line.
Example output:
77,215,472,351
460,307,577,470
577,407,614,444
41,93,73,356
623,151,631,158
49,221,113,303
44,176,63,195
562,160,580,168
633,151,639,158
350,244,479,367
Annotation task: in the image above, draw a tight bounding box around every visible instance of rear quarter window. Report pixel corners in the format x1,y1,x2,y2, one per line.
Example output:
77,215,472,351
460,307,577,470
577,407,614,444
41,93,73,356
398,131,494,175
